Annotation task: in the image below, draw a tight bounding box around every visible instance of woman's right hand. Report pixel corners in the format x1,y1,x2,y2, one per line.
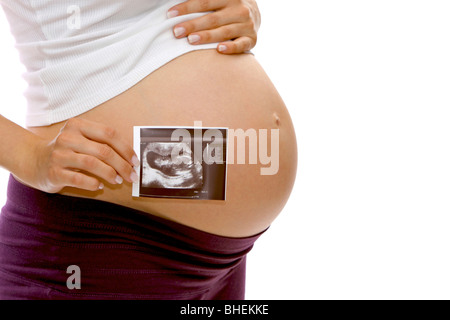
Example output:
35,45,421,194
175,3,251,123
30,118,139,193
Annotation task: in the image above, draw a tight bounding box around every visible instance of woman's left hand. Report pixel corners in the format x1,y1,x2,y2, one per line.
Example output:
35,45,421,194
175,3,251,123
168,0,261,54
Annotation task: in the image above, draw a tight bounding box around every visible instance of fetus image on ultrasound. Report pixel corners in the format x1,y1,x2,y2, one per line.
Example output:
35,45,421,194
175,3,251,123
141,142,203,189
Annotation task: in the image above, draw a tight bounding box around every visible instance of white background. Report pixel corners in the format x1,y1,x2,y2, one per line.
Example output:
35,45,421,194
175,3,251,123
1,1,450,300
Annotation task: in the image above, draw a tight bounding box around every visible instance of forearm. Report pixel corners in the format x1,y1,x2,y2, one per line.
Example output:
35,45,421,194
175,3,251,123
0,115,43,181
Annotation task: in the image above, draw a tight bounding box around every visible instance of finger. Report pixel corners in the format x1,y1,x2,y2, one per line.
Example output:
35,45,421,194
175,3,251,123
173,7,246,38
186,23,253,45
57,168,103,192
63,151,124,186
71,137,137,184
168,0,229,18
218,36,256,54
70,119,139,167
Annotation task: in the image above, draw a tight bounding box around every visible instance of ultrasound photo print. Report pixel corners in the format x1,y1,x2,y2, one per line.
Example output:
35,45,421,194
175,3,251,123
141,142,203,189
133,126,228,200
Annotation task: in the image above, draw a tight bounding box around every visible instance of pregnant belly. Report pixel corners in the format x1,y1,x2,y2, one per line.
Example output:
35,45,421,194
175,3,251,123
29,50,298,237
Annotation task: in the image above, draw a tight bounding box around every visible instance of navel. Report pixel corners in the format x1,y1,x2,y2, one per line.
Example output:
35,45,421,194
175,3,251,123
273,112,281,127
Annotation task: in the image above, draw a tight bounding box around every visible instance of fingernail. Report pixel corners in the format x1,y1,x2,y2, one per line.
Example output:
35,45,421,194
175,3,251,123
167,10,179,19
174,27,186,37
218,45,227,52
130,171,139,183
115,175,123,185
188,34,201,44
131,155,140,167
98,183,104,190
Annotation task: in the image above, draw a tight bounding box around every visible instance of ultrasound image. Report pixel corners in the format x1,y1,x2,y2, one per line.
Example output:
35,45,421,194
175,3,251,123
141,142,203,189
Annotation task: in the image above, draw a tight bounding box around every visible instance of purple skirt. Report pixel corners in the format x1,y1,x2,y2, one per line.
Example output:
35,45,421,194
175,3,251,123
0,176,265,300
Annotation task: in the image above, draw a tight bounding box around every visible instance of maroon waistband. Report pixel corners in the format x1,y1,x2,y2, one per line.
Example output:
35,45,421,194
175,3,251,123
1,175,267,298
4,175,265,258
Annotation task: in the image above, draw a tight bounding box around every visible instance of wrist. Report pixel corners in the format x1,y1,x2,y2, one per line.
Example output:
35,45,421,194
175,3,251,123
9,130,47,187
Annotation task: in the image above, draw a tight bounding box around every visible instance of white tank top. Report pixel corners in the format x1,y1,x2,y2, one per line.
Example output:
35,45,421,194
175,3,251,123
0,0,218,127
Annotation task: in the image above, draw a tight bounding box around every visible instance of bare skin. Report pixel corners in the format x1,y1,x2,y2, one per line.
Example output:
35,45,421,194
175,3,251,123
25,50,297,238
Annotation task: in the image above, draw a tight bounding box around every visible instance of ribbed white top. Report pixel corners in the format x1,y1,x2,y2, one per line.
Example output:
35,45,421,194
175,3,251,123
0,0,218,127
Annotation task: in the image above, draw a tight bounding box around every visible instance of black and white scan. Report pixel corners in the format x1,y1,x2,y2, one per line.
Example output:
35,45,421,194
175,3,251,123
133,126,227,200
141,142,203,189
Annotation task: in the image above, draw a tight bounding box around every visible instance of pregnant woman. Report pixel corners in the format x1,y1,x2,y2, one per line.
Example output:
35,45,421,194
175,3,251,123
0,0,297,299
